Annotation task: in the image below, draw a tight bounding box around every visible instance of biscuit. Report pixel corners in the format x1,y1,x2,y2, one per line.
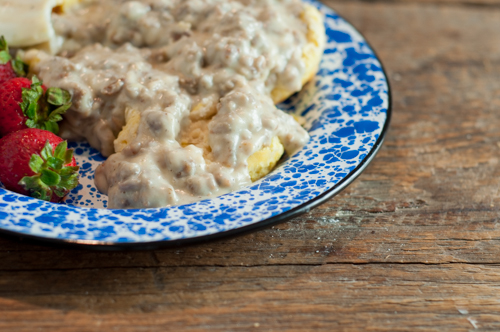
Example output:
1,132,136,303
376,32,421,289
270,4,326,104
115,106,291,182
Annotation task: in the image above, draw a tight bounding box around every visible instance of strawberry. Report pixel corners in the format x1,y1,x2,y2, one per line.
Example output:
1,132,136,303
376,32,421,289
0,128,79,202
0,36,27,85
0,76,72,136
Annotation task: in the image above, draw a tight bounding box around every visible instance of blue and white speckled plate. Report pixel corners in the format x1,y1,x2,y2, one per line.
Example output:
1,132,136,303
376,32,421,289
0,1,391,249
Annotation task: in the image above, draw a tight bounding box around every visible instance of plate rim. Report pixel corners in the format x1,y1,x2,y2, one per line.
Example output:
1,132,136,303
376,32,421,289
0,2,392,250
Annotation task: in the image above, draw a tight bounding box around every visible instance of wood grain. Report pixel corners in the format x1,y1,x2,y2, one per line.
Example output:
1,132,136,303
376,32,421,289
1,264,500,331
1,1,500,330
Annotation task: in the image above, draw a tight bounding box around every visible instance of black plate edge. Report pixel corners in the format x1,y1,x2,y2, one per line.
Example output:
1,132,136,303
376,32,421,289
0,5,393,251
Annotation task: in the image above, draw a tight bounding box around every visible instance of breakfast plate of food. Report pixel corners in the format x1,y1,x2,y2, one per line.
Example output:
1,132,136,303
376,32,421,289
0,0,391,249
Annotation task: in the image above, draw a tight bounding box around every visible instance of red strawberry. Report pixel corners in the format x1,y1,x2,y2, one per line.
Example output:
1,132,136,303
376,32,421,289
0,128,79,202
0,36,27,85
0,62,17,85
0,76,72,136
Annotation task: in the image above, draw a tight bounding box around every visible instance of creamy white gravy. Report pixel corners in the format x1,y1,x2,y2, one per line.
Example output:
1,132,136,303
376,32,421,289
29,0,311,208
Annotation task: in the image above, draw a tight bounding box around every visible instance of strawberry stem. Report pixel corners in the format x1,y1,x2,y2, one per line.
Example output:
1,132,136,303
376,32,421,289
18,140,80,202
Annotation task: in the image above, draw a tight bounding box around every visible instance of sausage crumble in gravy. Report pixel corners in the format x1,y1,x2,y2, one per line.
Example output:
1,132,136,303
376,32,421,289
23,0,325,208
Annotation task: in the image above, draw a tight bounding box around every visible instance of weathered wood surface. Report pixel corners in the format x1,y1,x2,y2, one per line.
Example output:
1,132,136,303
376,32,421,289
1,1,500,331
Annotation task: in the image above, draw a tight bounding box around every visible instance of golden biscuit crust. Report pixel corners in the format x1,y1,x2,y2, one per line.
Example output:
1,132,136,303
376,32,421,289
114,108,140,153
271,5,326,104
248,136,285,182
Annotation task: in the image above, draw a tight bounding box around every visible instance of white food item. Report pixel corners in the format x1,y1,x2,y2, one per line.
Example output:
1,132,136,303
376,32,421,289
0,0,66,52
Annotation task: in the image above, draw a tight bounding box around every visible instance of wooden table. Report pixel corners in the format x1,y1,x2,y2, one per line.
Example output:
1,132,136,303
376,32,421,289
2,0,500,330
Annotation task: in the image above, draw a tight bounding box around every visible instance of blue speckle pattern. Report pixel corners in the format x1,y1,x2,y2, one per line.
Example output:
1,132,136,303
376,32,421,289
0,1,389,244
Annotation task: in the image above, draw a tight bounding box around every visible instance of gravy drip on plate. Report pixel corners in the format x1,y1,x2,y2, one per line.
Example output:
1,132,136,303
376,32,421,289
30,0,311,208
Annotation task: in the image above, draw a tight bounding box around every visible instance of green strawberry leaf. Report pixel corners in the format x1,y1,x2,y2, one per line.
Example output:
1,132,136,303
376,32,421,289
0,36,11,65
41,122,59,135
0,51,10,65
17,140,80,202
47,103,72,121
46,88,71,106
53,189,66,198
54,141,67,159
0,36,8,52
41,169,61,186
20,76,44,123
25,97,40,119
31,76,40,84
40,140,53,160
25,119,36,129
63,150,74,164
47,114,62,123
11,56,28,77
19,176,38,189
46,156,64,170
28,154,44,173
59,166,79,177
59,176,79,190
